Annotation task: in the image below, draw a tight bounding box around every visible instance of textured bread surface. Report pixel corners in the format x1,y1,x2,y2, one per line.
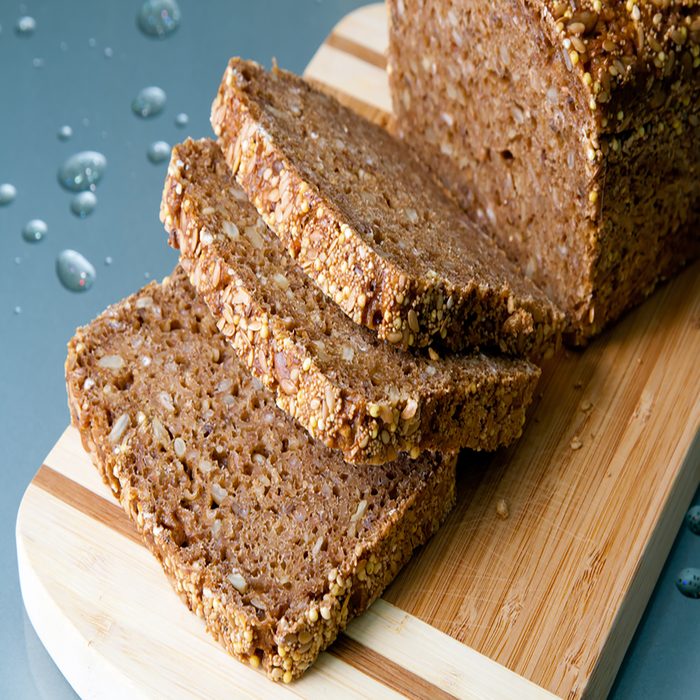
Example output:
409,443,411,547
161,139,541,464
388,0,700,343
65,267,456,681
211,58,563,360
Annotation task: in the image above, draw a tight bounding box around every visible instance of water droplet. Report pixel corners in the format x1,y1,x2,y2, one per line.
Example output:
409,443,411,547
131,86,167,118
14,256,22,265
104,46,113,58
175,112,189,127
14,306,22,315
686,505,700,536
147,140,171,164
32,57,44,69
82,117,91,127
56,250,96,292
16,16,36,36
58,125,73,141
22,219,48,243
144,271,151,279
676,567,700,599
70,191,97,218
0,183,17,206
58,151,107,192
137,0,181,39
104,256,113,266
88,37,97,48
59,40,68,51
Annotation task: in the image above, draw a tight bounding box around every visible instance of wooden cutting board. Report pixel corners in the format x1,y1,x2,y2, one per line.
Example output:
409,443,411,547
16,4,700,699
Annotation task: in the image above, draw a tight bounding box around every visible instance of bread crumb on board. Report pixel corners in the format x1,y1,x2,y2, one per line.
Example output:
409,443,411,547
496,498,510,520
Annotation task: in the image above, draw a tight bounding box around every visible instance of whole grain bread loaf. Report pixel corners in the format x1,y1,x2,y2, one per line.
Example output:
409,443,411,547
161,138,541,464
388,0,700,343
65,266,456,682
211,58,563,360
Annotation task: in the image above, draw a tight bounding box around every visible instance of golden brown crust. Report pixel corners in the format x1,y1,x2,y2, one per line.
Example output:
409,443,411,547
537,0,700,134
210,58,563,360
65,268,456,681
388,0,699,343
160,139,541,463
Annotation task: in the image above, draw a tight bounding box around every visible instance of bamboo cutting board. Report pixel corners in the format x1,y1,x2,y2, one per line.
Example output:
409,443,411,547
16,4,700,699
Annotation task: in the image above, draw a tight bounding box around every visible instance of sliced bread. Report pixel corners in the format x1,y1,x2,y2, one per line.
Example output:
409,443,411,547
161,139,541,464
65,266,456,682
211,58,563,360
387,0,700,344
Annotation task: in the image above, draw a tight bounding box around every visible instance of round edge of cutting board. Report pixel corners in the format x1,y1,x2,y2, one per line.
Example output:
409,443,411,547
15,467,561,700
16,482,144,700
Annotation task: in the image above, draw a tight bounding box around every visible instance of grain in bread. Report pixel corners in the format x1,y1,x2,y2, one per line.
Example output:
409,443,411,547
65,266,456,682
211,58,563,360
161,138,541,464
387,0,700,343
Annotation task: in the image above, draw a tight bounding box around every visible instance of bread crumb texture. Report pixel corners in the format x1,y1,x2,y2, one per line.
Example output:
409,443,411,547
388,0,699,343
65,267,457,681
160,138,541,464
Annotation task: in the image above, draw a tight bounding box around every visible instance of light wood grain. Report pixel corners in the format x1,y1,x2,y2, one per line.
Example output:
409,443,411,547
16,4,700,699
17,439,556,700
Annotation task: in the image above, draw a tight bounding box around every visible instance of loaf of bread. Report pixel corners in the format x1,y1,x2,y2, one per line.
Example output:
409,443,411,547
388,0,700,343
211,58,563,360
65,266,456,681
161,139,541,464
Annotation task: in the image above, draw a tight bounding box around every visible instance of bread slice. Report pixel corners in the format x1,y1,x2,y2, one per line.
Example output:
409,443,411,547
65,266,456,682
161,139,541,464
211,58,563,360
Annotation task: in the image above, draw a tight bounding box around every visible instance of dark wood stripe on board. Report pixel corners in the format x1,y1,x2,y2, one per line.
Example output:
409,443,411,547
34,464,142,546
330,634,458,700
325,32,388,70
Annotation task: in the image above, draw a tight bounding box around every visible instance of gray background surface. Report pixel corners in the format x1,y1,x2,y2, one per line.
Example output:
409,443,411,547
0,1,698,698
